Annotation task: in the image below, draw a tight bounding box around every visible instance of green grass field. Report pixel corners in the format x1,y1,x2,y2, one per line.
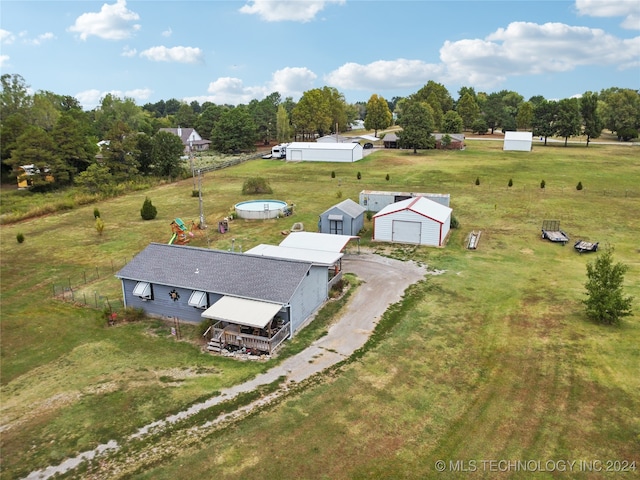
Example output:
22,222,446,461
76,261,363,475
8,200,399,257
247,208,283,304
1,140,639,479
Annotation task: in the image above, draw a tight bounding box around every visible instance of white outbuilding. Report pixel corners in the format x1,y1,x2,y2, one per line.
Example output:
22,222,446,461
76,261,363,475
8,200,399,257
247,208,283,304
285,142,363,162
372,196,452,246
503,131,533,151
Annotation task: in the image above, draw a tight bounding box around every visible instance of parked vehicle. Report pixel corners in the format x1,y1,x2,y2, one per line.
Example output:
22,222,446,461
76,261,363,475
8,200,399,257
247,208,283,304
363,142,374,149
271,143,289,159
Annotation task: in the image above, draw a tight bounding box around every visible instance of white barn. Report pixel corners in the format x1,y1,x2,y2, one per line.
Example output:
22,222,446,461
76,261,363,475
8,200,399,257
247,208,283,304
286,142,363,162
372,196,452,246
503,131,533,151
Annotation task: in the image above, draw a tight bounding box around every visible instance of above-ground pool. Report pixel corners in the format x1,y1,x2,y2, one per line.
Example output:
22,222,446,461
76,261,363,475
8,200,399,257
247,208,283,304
235,199,288,219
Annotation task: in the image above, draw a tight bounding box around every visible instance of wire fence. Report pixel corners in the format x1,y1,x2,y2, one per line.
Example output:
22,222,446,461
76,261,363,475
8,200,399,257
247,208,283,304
51,257,130,310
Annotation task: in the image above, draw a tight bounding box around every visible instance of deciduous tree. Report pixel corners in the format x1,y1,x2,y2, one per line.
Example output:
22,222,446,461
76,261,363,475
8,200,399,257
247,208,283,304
398,101,434,153
364,94,392,137
556,98,581,146
583,246,633,325
580,91,602,147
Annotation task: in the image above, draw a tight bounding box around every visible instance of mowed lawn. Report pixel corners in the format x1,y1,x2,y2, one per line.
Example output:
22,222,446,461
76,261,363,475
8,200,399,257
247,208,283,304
1,140,639,479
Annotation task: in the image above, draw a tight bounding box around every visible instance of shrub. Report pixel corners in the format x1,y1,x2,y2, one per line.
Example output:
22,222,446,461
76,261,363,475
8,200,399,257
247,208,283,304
95,217,105,235
577,181,583,191
450,215,460,229
331,171,335,178
192,190,199,198
16,232,24,243
508,178,513,187
140,197,158,220
385,173,390,181
336,190,343,199
540,179,546,189
475,177,480,186
357,171,361,180
366,210,373,221
93,207,100,218
242,177,273,194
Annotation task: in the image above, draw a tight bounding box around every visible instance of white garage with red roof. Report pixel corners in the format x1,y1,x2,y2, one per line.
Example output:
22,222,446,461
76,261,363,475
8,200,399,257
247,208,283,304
372,196,452,246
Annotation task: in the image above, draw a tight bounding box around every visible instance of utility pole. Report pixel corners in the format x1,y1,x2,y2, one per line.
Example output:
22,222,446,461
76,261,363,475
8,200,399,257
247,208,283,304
189,140,196,191
198,169,207,229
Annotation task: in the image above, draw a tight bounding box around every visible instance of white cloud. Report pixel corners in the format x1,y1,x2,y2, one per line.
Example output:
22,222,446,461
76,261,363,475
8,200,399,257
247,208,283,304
0,55,9,68
441,21,638,88
197,77,267,105
576,0,640,29
239,0,344,22
122,46,137,57
75,87,153,110
0,29,16,44
326,59,444,91
162,27,173,37
185,67,317,105
24,32,56,46
268,67,317,97
140,46,204,63
68,0,141,40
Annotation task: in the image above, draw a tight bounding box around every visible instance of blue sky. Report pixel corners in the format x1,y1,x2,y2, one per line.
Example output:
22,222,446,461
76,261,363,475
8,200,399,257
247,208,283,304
1,0,638,110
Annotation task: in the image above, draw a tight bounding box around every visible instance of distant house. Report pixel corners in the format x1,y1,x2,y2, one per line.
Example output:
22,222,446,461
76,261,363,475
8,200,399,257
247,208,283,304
372,196,453,246
318,199,366,236
16,164,54,189
159,127,210,152
316,134,353,143
115,243,331,354
382,132,399,148
433,133,465,150
503,131,532,151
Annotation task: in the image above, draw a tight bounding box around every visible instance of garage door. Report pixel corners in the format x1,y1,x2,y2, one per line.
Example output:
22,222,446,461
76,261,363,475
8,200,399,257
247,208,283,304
392,220,421,244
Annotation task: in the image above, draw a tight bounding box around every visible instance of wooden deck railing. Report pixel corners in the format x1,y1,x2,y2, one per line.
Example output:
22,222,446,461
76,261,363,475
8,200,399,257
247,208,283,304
210,321,290,354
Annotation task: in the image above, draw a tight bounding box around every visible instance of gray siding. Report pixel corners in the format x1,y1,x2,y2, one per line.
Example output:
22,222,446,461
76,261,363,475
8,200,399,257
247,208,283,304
123,279,224,323
289,265,328,334
319,207,364,236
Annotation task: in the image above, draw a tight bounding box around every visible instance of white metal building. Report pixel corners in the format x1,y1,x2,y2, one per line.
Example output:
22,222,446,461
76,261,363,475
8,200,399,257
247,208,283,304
360,190,450,213
285,142,363,162
372,196,452,246
503,131,533,151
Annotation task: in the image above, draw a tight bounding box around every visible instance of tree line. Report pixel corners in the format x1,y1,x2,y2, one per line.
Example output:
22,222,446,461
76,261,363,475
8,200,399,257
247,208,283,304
1,73,639,192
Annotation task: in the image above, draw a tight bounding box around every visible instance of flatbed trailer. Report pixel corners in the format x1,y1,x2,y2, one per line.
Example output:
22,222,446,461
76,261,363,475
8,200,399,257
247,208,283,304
574,240,599,253
541,220,569,245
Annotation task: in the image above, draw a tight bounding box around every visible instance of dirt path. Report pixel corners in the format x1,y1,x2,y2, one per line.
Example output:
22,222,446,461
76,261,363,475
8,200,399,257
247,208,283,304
24,253,427,479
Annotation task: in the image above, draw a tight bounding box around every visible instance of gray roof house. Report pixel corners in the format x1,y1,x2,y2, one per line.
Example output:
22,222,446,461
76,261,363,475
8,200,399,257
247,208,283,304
159,127,211,152
115,243,331,354
318,199,366,236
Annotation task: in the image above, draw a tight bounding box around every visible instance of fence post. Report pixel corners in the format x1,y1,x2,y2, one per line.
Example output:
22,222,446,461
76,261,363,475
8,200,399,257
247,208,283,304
94,291,98,308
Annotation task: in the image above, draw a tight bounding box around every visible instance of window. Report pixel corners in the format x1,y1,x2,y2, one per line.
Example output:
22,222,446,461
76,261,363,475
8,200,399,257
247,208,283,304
188,290,208,309
133,282,152,300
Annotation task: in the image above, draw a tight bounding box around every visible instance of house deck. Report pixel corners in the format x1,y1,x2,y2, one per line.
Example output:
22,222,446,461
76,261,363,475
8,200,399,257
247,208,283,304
205,320,290,355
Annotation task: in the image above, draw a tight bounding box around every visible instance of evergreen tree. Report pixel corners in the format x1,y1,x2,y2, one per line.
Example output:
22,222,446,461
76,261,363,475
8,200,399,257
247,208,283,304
140,197,158,220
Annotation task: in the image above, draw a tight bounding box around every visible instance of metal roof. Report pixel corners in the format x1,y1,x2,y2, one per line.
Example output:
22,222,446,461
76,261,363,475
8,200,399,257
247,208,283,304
287,142,361,151
373,196,452,223
245,244,342,266
279,232,358,252
322,198,366,218
115,243,311,304
201,296,282,328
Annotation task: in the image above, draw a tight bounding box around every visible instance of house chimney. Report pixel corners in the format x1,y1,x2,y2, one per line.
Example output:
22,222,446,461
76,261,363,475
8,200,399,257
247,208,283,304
177,126,182,138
